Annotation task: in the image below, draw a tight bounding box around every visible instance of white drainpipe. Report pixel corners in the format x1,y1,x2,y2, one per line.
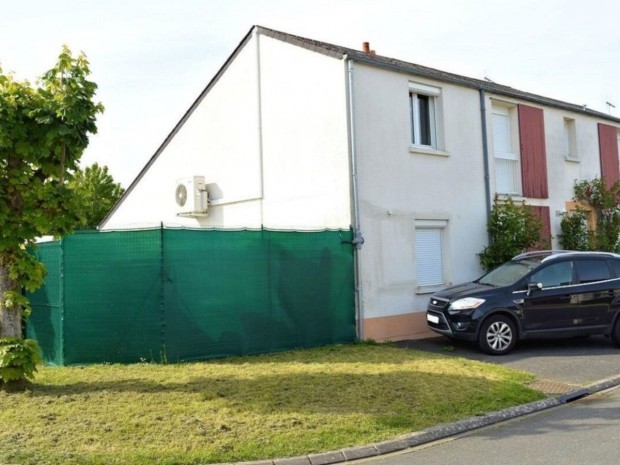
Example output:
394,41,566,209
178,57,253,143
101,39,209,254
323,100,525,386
345,57,365,340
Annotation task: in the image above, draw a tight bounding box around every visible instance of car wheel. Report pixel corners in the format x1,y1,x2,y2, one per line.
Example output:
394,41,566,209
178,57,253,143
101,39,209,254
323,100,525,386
612,318,620,347
478,315,517,355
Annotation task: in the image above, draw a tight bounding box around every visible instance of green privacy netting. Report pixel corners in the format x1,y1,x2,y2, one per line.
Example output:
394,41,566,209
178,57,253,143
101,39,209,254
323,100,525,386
27,228,356,365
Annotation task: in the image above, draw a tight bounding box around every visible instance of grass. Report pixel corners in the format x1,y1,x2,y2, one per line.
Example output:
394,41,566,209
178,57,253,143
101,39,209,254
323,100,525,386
0,343,545,465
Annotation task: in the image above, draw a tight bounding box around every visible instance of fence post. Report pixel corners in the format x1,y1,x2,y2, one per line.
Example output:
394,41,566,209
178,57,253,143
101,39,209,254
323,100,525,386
59,238,65,366
159,222,166,362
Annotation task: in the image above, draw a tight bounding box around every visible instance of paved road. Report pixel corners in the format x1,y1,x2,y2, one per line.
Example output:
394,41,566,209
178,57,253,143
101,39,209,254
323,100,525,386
397,335,620,386
362,385,620,465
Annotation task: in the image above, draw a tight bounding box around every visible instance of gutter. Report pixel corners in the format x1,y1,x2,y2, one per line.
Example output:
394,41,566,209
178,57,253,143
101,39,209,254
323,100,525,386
479,89,492,240
345,57,365,340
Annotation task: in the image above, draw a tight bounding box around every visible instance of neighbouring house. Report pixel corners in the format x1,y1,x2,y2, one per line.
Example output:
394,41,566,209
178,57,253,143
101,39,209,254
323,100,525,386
100,25,620,342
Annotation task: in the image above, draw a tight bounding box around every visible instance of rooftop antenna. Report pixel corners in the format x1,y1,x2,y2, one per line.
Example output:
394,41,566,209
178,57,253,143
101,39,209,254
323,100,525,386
606,101,616,115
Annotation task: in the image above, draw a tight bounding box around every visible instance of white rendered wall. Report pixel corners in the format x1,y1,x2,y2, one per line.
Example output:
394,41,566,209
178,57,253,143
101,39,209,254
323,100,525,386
103,33,351,231
102,35,263,230
352,63,489,334
258,36,351,230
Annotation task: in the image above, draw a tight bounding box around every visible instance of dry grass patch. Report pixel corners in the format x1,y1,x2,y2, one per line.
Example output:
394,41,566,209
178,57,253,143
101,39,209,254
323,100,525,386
0,343,544,464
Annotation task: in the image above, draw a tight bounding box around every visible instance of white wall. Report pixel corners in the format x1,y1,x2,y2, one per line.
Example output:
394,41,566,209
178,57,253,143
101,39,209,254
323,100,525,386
258,35,351,230
103,32,352,231
352,63,489,325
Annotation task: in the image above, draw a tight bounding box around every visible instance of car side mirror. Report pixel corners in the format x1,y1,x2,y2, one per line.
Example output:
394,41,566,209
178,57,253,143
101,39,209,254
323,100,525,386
527,282,543,296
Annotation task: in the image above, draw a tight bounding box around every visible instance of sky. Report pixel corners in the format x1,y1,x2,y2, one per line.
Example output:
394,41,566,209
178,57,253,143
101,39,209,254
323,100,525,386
2,0,620,187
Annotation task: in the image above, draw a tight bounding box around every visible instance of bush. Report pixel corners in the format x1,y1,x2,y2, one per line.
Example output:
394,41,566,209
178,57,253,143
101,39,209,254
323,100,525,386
559,209,590,251
479,197,543,272
563,177,620,252
0,337,42,385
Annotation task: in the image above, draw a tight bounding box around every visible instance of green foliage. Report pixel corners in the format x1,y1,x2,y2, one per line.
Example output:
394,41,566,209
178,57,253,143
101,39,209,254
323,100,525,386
69,163,125,229
0,46,103,342
570,177,620,252
0,338,42,384
559,209,591,251
479,197,543,272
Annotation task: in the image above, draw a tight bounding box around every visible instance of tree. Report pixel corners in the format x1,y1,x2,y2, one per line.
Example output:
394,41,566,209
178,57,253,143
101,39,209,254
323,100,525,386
69,163,124,229
0,47,103,385
478,196,543,272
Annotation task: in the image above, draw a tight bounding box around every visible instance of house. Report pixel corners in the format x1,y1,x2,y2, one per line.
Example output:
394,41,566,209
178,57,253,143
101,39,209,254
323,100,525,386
101,25,620,342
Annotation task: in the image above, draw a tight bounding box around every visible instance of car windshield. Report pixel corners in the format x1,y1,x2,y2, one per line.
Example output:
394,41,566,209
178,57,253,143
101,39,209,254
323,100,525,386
478,258,542,287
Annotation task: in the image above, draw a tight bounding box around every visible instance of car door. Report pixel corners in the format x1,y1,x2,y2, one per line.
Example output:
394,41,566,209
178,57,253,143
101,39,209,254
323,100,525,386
522,260,579,333
574,259,617,328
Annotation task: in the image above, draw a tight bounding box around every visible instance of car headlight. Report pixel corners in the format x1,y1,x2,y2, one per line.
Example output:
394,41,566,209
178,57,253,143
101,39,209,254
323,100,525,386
449,297,485,312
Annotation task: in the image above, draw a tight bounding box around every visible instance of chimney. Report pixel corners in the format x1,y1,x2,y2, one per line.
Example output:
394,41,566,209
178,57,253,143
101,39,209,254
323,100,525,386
362,42,376,55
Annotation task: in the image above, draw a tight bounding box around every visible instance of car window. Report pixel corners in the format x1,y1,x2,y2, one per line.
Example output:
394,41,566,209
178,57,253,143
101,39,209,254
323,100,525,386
575,260,611,284
530,261,573,288
609,260,620,278
479,258,541,287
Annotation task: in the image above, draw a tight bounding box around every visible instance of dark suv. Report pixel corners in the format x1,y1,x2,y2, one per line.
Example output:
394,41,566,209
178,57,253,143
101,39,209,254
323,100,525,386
426,251,620,355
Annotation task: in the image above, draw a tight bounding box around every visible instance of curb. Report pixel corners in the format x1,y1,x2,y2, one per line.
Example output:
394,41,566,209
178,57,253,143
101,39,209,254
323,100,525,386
237,374,620,465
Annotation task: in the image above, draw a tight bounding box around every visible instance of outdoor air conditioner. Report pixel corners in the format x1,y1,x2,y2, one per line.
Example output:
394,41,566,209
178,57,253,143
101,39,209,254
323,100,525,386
175,176,208,216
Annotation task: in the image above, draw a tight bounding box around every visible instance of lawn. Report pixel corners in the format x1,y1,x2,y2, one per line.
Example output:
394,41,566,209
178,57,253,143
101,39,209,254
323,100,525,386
0,343,545,465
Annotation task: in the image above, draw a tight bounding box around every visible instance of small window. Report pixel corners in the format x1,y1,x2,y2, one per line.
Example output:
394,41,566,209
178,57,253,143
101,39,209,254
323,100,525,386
415,220,447,289
575,260,611,284
409,82,440,149
564,118,578,161
530,261,573,288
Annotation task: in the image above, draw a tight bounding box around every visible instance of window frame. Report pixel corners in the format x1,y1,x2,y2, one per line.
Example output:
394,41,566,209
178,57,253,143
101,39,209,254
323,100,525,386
492,104,522,196
409,82,441,151
563,117,579,162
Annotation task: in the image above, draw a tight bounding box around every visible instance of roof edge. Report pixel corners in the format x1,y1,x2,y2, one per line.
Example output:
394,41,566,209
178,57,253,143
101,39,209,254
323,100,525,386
100,25,260,228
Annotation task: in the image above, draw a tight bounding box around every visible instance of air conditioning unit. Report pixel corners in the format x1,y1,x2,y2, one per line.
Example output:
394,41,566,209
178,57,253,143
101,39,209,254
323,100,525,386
175,176,208,216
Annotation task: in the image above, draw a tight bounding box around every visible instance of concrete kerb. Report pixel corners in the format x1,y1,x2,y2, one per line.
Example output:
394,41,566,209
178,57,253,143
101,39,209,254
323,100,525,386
235,374,620,465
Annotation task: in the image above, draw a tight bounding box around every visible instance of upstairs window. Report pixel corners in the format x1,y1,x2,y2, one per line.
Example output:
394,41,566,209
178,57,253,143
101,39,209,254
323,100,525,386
563,117,578,161
409,82,440,149
492,105,522,195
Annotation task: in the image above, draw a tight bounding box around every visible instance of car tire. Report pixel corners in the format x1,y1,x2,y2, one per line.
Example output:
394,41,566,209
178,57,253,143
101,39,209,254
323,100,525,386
612,318,620,347
478,315,517,355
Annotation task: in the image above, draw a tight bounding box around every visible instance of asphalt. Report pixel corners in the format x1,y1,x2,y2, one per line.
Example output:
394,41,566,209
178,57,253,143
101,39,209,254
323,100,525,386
237,335,620,465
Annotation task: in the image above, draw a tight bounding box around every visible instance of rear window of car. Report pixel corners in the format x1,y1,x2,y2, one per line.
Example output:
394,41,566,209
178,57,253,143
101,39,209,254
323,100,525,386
609,260,620,278
575,260,611,284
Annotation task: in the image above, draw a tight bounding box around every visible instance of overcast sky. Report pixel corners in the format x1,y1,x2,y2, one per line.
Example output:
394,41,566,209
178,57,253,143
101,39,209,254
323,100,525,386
2,0,620,186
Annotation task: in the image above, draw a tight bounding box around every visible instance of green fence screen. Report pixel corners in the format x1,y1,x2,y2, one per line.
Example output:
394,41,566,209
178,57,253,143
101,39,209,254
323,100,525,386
27,228,356,365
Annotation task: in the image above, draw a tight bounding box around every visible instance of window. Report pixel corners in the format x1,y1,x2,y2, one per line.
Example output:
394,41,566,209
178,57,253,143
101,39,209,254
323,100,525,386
492,105,521,195
530,261,573,288
564,117,578,161
415,220,447,289
575,260,611,284
410,82,440,149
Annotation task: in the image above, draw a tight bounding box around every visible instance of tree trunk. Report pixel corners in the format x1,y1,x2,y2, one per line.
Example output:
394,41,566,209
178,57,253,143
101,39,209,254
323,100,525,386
0,263,21,338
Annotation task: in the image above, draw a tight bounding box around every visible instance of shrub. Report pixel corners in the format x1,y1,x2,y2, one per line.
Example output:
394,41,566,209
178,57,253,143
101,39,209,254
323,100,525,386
565,177,620,252
559,209,591,251
0,337,42,386
479,197,543,272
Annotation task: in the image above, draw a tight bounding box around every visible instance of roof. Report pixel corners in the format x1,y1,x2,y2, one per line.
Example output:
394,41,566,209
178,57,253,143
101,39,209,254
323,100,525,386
257,26,620,123
100,25,620,228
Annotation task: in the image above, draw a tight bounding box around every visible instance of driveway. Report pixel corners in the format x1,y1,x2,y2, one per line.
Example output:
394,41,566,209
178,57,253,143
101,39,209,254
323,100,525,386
396,335,620,392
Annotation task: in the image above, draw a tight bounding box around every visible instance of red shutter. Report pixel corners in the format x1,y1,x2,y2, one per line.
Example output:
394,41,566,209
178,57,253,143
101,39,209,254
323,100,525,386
597,123,619,187
531,206,551,249
518,104,549,199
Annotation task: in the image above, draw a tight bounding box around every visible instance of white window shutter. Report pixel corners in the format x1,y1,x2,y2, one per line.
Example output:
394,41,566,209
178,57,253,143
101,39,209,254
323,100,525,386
415,228,443,286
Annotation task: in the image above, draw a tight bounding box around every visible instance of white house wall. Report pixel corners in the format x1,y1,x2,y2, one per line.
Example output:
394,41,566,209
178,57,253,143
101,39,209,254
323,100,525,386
103,32,352,231
102,35,263,229
352,63,489,341
257,35,351,230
